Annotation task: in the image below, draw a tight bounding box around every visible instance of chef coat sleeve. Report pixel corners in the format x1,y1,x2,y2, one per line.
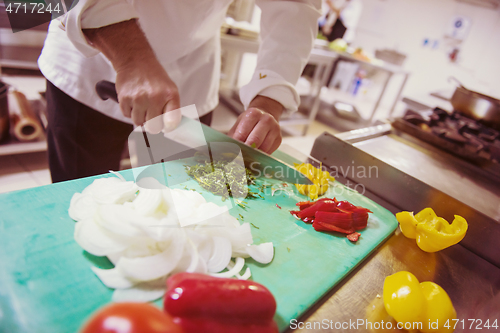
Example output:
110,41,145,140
57,0,139,57
239,0,321,114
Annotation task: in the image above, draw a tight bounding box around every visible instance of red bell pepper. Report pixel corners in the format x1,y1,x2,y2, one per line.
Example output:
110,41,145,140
164,273,278,333
296,201,314,210
296,198,334,211
315,211,356,233
296,199,338,219
347,232,361,242
290,197,372,242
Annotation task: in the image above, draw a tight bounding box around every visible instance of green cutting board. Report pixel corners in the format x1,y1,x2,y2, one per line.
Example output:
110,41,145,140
0,157,398,333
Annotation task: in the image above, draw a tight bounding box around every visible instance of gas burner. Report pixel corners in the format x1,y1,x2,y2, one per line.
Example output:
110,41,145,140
393,108,500,171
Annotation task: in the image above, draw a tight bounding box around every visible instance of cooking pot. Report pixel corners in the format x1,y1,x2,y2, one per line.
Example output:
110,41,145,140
449,77,500,131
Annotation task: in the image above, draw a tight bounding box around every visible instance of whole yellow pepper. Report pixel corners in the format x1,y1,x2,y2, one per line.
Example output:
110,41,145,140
383,271,456,333
294,163,334,200
396,208,468,252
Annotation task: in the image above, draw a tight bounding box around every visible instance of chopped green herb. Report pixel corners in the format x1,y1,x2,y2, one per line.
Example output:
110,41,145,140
239,214,244,219
250,223,260,229
185,160,257,199
287,247,291,253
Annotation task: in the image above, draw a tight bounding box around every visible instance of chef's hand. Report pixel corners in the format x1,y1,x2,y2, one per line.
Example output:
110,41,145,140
228,96,283,154
83,19,180,133
115,62,180,132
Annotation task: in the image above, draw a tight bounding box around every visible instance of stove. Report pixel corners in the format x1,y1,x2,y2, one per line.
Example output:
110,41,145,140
393,108,500,178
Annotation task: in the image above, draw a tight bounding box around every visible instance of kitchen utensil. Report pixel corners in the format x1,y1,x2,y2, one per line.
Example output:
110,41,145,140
95,80,313,185
0,159,398,332
9,90,44,142
449,77,500,130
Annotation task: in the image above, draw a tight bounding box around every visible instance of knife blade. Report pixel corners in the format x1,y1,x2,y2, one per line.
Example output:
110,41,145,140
95,80,313,185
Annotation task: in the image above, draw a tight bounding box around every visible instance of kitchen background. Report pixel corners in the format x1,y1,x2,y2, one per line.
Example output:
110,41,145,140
1,0,499,193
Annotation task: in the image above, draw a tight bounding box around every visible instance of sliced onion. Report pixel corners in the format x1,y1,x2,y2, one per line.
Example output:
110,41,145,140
178,202,229,227
74,219,130,256
91,266,136,289
95,204,144,238
116,230,185,281
237,267,252,280
71,175,275,297
170,189,206,219
112,279,166,303
185,238,208,273
246,242,274,264
85,177,138,205
136,176,167,190
109,170,126,182
196,223,253,256
133,188,164,216
207,236,232,273
210,257,245,278
141,217,180,242
68,193,98,221
107,252,123,265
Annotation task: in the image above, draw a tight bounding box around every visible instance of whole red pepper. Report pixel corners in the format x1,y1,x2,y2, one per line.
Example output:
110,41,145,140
164,273,278,333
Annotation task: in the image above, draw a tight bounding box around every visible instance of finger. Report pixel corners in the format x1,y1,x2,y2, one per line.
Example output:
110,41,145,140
131,92,152,125
164,91,180,112
119,96,133,118
163,107,182,132
131,106,147,126
144,103,164,134
227,118,240,137
258,130,278,154
163,93,182,132
231,110,261,142
268,135,282,154
244,113,275,148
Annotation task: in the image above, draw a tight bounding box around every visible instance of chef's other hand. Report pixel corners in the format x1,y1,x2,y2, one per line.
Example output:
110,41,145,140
83,19,180,134
228,96,283,154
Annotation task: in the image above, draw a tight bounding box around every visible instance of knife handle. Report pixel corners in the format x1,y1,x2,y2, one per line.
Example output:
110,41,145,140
96,80,119,103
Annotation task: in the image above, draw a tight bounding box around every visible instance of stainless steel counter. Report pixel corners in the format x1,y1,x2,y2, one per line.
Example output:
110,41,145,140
351,129,500,222
281,129,500,332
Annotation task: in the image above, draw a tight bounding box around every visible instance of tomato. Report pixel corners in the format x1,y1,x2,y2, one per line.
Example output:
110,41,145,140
80,302,183,333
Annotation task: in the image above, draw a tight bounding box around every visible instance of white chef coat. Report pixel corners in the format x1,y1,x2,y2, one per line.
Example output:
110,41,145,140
38,0,321,124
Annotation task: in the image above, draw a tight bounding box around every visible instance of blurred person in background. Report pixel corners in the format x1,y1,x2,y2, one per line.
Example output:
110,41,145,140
319,0,363,43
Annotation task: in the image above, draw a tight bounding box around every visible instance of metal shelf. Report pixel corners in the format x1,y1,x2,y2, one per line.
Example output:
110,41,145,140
0,137,46,156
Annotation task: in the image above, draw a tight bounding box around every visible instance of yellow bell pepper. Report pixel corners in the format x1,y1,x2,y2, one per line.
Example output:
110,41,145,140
383,271,425,325
395,208,468,252
419,281,457,333
383,271,456,333
293,163,334,200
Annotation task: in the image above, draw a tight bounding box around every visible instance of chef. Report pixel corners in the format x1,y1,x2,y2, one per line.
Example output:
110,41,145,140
38,0,321,182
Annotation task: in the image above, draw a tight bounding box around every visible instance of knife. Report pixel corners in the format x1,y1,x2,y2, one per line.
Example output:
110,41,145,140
95,80,313,185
